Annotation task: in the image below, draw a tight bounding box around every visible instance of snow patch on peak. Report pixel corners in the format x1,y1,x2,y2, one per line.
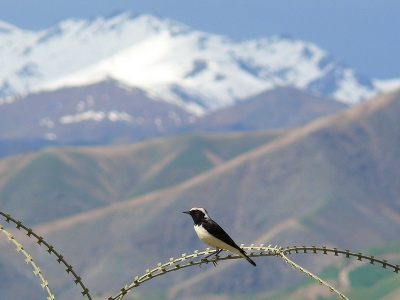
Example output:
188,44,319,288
59,109,135,124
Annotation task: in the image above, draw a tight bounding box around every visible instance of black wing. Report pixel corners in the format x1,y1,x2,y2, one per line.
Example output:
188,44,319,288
202,219,242,252
203,218,257,266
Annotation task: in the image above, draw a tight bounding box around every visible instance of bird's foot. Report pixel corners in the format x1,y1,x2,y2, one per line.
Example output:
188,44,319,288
199,258,208,268
211,255,220,267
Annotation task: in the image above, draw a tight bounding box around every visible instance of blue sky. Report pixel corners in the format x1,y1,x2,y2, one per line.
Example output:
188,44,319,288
1,0,399,79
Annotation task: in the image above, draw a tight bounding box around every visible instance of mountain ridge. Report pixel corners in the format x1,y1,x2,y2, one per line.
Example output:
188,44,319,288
0,81,347,151
190,86,348,131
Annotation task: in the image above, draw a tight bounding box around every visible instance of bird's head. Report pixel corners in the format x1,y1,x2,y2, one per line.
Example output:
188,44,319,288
183,207,210,224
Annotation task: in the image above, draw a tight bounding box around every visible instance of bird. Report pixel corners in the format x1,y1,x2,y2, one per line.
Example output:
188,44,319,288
183,207,256,267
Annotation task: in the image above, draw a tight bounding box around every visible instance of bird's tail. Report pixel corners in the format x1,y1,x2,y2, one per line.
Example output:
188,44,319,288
240,249,257,267
244,254,257,267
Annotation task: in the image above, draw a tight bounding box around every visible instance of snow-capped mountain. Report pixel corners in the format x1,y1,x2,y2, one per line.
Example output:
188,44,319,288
1,12,397,116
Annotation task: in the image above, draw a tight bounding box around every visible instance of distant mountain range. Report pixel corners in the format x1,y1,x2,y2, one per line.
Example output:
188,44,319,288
1,12,399,114
1,88,400,300
1,12,400,157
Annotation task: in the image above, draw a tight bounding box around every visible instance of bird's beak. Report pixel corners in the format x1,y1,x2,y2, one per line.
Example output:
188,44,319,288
182,211,190,214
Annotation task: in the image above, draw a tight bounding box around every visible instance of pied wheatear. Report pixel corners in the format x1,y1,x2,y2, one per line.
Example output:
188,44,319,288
183,207,256,266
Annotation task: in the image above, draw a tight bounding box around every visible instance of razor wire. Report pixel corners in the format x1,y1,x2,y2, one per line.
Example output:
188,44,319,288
108,244,400,300
0,211,92,300
1,211,400,300
107,244,351,300
0,223,55,300
283,245,400,274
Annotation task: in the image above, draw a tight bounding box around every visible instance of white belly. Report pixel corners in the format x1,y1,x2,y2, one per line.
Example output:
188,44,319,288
194,225,242,256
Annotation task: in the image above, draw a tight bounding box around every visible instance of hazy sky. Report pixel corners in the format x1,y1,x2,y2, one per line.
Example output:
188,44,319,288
1,0,399,79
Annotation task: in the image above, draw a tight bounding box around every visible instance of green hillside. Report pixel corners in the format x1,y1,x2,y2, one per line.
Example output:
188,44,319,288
0,130,285,225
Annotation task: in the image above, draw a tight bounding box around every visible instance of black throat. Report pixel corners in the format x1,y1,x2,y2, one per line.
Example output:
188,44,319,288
189,210,206,226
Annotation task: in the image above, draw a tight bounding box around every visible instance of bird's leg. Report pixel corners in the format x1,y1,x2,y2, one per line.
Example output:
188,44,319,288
215,248,222,257
200,249,223,267
199,249,215,267
205,248,222,259
213,249,223,266
205,248,223,267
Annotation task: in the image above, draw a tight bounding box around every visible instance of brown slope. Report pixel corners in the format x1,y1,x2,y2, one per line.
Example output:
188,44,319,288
1,89,400,299
190,86,348,131
0,130,284,225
